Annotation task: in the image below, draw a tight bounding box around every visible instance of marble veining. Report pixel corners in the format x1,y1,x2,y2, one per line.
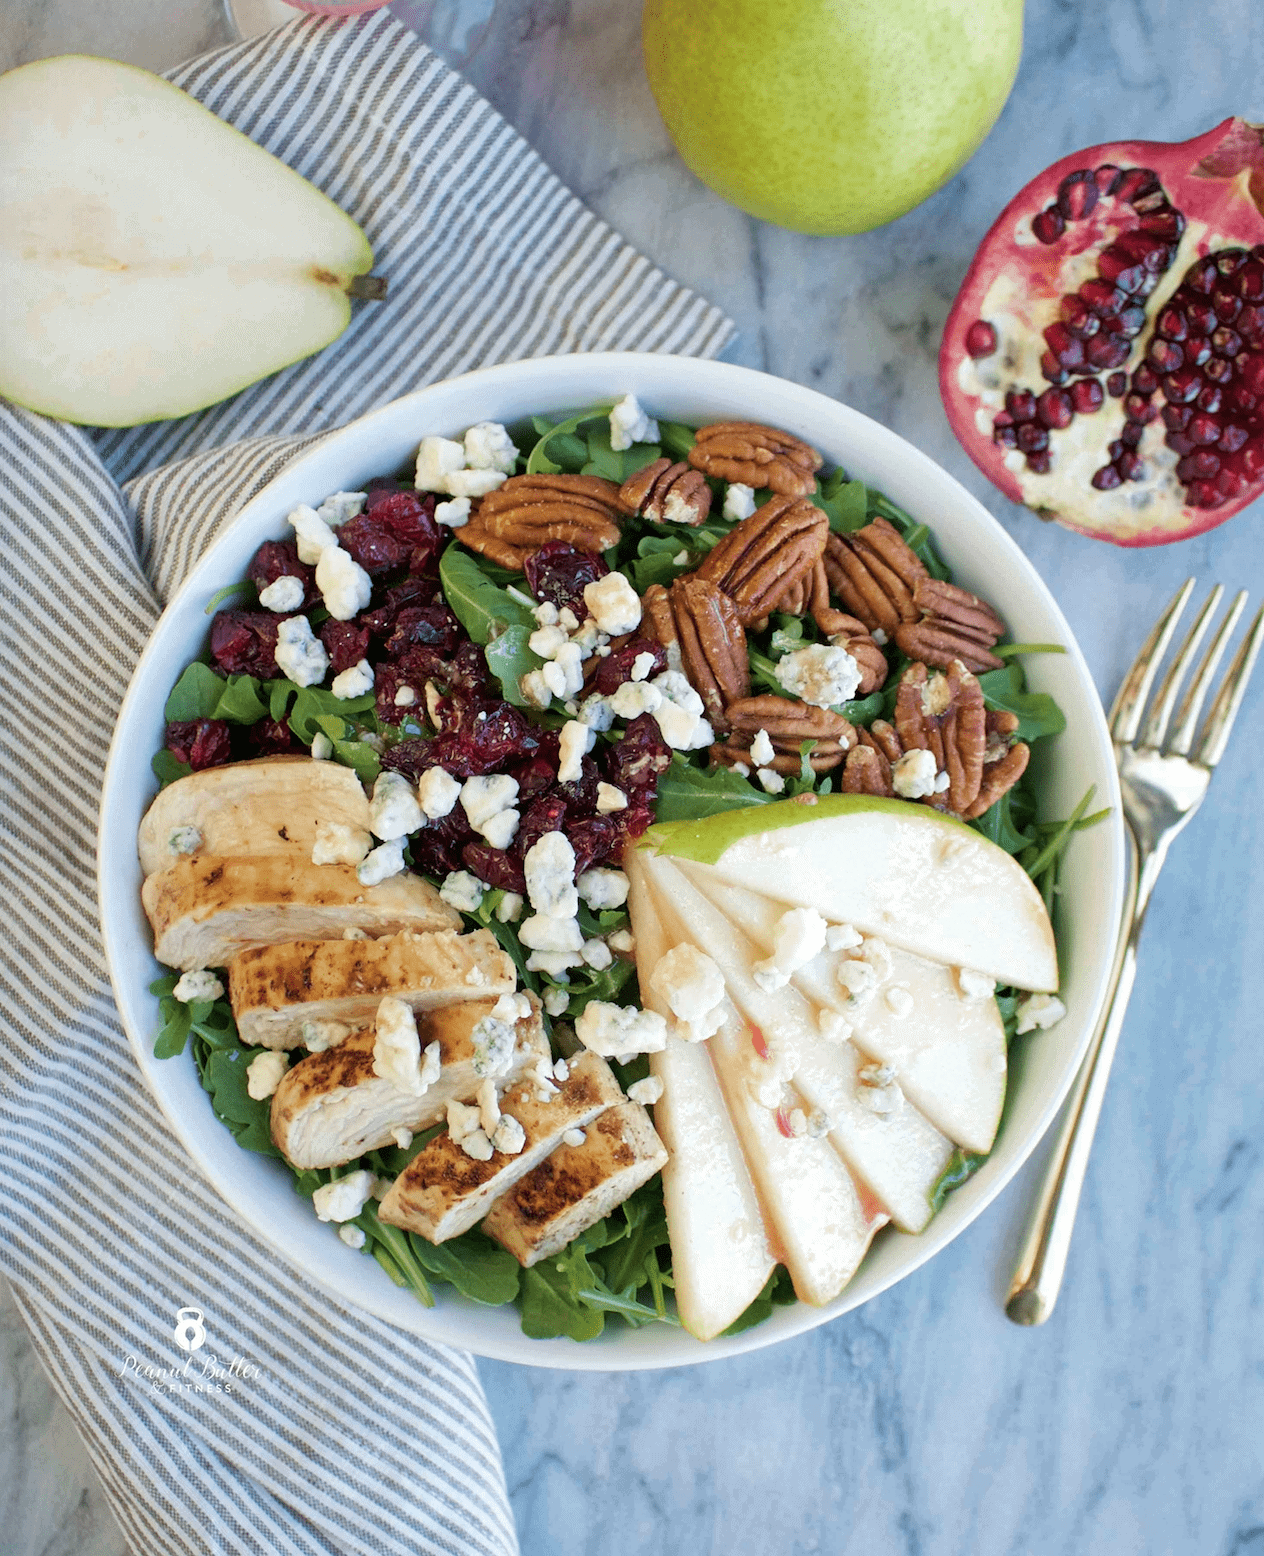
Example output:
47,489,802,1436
3,1,1264,1552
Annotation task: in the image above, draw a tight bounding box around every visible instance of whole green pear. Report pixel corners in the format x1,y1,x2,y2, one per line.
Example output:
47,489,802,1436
642,0,1023,236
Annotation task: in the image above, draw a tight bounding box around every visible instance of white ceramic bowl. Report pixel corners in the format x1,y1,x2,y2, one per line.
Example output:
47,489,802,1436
99,353,1126,1370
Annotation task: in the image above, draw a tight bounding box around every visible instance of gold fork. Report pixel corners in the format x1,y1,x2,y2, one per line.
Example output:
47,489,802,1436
1006,579,1264,1326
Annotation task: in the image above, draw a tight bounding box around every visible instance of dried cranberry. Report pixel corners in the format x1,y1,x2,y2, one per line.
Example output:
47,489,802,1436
593,636,668,695
245,717,297,756
247,540,316,605
516,794,568,858
604,714,672,795
362,578,437,639
524,540,609,617
444,698,540,771
336,512,412,577
382,736,448,780
409,809,474,878
320,619,371,674
510,751,559,804
210,610,282,678
568,817,620,876
373,664,418,726
387,605,462,658
447,640,495,699
557,755,602,818
367,492,444,575
395,644,450,692
461,843,527,895
364,482,409,511
165,718,232,771
613,804,654,847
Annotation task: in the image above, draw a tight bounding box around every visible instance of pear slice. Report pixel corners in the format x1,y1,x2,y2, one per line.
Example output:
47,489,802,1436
0,56,377,426
625,853,775,1341
641,852,954,1233
647,795,1057,992
703,1003,888,1306
680,865,1006,1154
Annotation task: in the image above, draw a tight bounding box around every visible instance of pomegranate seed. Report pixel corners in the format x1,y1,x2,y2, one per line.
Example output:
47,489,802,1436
1108,439,1126,460
1163,403,1194,431
1107,371,1128,396
1243,444,1264,479
1177,451,1221,481
993,421,1018,448
1164,368,1203,403
1216,469,1243,498
1116,450,1144,480
1204,356,1234,384
1237,263,1264,302
1026,450,1052,474
775,1105,794,1139
1116,168,1159,204
1186,480,1225,508
1214,328,1243,361
1006,389,1037,421
1093,164,1123,196
1147,339,1183,373
1114,230,1172,272
1032,207,1065,244
1184,335,1213,367
1097,247,1147,294
1253,245,1264,261
965,320,998,358
1231,384,1259,413
1186,257,1220,294
1041,353,1071,385
1092,464,1123,490
1017,423,1049,453
1213,289,1242,323
1237,305,1264,344
1185,298,1217,334
1081,280,1128,314
1071,378,1105,413
1157,307,1188,342
1197,385,1223,415
1139,208,1186,242
1132,187,1169,214
1136,271,1163,300
1061,296,1101,339
1087,335,1130,370
1131,365,1159,395
1120,422,1144,448
1219,424,1249,453
1188,414,1221,446
1123,393,1157,423
1057,170,1099,220
1044,323,1085,369
1238,356,1264,396
1102,303,1147,338
751,1026,769,1060
1217,249,1250,276
1167,431,1195,456
1037,388,1074,429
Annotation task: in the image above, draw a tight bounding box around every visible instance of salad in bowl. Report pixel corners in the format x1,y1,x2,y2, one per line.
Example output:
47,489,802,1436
100,355,1124,1367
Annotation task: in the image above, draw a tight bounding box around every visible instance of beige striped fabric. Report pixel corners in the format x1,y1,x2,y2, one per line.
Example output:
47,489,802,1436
0,15,733,1555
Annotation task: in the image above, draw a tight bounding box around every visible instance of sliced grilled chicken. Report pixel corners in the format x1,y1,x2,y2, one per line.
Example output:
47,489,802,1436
482,1102,667,1268
229,928,514,1049
143,856,458,971
625,851,776,1340
377,1051,624,1244
138,756,370,875
270,995,549,1170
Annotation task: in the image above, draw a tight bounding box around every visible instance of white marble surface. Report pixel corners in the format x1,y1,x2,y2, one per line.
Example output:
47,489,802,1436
4,1,1264,1552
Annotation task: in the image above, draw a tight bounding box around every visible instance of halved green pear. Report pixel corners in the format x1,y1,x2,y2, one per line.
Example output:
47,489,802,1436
645,795,1057,992
642,853,954,1233
626,854,775,1341
681,866,1007,1154
706,1005,888,1306
0,56,377,426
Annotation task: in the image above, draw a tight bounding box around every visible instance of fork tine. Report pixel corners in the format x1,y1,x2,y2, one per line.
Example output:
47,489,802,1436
1138,585,1223,750
1195,601,1264,768
1110,578,1195,743
1168,590,1247,756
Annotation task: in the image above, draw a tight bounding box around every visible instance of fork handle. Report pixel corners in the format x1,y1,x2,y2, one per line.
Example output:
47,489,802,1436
1004,847,1143,1325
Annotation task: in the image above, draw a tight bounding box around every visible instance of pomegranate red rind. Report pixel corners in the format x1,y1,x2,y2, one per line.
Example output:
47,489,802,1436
940,118,1264,546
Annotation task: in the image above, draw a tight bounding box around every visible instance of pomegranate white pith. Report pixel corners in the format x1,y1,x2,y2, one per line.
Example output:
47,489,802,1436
940,120,1264,546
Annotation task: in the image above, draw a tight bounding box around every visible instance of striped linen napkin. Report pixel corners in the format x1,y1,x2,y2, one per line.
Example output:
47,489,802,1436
0,14,733,1555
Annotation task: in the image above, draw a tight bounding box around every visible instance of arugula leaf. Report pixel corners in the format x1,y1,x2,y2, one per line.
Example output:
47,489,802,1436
657,421,697,460
626,535,696,594
519,1246,607,1341
267,679,298,723
287,687,375,745
653,755,770,823
720,1266,797,1336
152,749,192,788
977,664,1067,742
558,956,636,1019
203,579,256,615
212,674,268,725
526,404,613,475
485,623,544,708
969,785,1038,857
195,1045,282,1157
582,424,662,484
473,891,538,991
406,1227,520,1306
930,1148,987,1212
815,477,868,534
163,662,226,722
993,642,1067,660
439,544,535,648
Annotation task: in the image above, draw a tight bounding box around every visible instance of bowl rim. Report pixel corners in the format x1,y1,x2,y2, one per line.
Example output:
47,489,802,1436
98,351,1126,1370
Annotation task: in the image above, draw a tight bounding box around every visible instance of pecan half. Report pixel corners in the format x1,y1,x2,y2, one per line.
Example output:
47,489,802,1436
962,741,1030,819
822,518,927,636
698,496,828,627
712,695,856,775
619,459,712,526
642,576,748,734
894,578,1007,673
457,473,622,569
688,422,823,498
842,745,893,796
805,562,888,695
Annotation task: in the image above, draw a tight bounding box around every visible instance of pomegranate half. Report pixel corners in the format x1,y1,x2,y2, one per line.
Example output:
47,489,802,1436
940,119,1264,546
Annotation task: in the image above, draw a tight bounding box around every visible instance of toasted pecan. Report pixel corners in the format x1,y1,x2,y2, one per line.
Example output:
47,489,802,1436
687,421,823,498
618,459,711,526
697,496,828,627
642,577,748,734
457,473,622,570
712,695,855,775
